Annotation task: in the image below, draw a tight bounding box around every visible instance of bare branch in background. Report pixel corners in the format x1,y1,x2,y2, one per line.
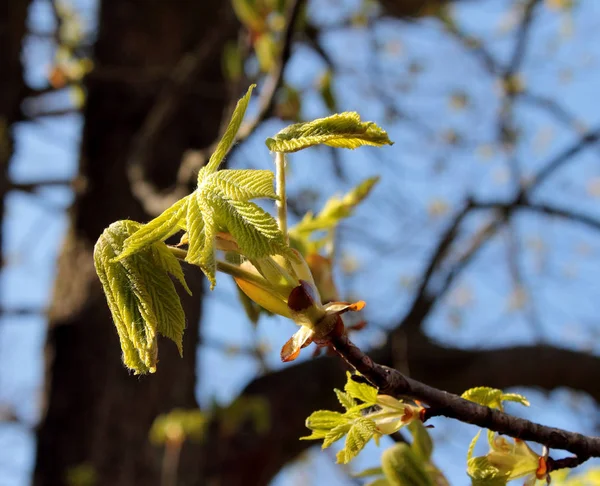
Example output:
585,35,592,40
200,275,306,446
234,0,306,143
399,125,600,333
125,25,231,215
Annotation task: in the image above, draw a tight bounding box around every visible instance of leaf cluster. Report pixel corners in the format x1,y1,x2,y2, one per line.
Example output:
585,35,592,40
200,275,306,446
94,85,393,374
94,220,190,374
301,374,381,464
302,373,422,465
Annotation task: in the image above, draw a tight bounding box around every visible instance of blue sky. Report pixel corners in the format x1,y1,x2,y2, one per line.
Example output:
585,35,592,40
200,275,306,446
1,0,599,485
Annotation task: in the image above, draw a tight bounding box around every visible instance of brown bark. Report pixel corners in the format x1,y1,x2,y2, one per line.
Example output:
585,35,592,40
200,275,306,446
34,2,236,485
0,0,30,269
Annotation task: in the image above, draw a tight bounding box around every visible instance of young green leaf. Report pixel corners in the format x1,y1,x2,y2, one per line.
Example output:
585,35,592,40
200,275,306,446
381,443,436,486
192,167,292,288
115,196,189,261
204,84,255,174
94,220,189,374
323,423,353,449
408,420,434,462
353,467,385,479
336,418,377,464
467,457,509,486
499,393,530,407
301,410,349,442
211,169,278,201
291,176,380,237
150,242,192,296
467,430,482,461
345,373,378,405
304,410,347,431
185,192,215,287
462,387,529,411
265,112,393,153
334,389,357,411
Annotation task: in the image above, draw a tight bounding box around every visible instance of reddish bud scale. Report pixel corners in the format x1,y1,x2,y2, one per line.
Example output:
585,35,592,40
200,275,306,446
536,457,548,480
287,280,317,312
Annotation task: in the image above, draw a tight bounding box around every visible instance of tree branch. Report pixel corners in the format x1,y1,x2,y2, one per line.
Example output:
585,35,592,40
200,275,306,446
197,318,600,486
125,24,232,215
473,199,600,233
9,177,74,193
505,0,542,76
330,334,600,459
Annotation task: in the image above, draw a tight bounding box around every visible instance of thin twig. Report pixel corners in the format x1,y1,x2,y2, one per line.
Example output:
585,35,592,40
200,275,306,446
401,126,600,332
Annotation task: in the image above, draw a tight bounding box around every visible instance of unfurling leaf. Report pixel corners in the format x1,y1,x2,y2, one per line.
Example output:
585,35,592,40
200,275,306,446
114,196,189,262
335,389,357,411
290,176,380,254
462,387,529,411
337,418,377,464
301,410,349,442
467,456,509,486
265,112,393,153
302,374,425,465
408,420,433,462
381,443,436,486
468,432,548,485
292,176,380,237
205,84,255,174
94,220,189,374
345,372,378,405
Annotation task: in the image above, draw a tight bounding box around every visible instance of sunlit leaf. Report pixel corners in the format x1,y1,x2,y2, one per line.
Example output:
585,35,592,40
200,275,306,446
461,387,529,411
408,420,433,461
94,221,188,374
381,442,435,486
345,373,378,405
205,84,255,173
336,418,377,464
291,177,380,254
115,196,189,261
266,112,393,153
301,410,348,442
467,456,509,486
335,389,357,411
323,423,353,448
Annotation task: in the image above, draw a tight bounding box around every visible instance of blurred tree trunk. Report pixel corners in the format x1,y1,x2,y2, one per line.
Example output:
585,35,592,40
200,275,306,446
0,0,30,279
34,2,235,485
